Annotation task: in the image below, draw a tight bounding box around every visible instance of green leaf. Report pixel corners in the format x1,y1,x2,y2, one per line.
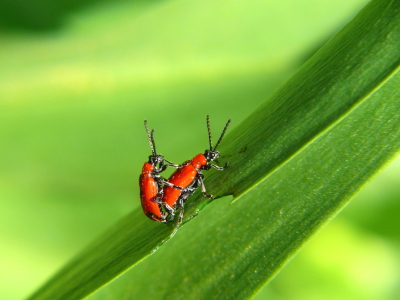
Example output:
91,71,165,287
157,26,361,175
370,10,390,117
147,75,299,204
28,0,400,299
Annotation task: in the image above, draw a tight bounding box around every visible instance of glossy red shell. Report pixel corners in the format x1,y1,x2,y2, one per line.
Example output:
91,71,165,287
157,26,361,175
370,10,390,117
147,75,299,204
162,153,207,208
191,153,208,169
139,162,163,221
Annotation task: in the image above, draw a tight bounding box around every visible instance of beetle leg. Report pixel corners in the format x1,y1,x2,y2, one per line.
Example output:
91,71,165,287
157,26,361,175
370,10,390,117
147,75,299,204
154,196,175,217
159,160,190,172
164,203,175,216
162,179,185,191
176,197,185,226
197,174,213,199
209,161,229,170
163,159,190,168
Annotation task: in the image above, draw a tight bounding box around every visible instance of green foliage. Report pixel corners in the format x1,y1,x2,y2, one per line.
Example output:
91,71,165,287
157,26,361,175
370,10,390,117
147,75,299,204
24,0,400,299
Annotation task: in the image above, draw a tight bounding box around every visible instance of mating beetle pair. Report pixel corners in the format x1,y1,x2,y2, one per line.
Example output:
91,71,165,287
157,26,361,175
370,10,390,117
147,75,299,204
139,116,231,224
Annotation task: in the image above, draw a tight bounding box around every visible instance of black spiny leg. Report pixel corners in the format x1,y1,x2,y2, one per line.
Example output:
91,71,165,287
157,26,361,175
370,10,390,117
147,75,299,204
208,161,229,171
176,197,185,226
196,174,213,199
158,160,190,172
154,196,175,219
162,179,186,191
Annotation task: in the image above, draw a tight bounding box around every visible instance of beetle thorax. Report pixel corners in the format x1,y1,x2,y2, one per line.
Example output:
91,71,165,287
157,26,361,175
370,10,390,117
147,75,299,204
142,162,155,173
191,153,208,169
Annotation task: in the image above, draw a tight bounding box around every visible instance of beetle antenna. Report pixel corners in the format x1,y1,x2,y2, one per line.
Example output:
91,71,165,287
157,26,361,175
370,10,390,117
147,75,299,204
144,120,156,156
213,119,231,151
207,115,213,150
150,129,157,156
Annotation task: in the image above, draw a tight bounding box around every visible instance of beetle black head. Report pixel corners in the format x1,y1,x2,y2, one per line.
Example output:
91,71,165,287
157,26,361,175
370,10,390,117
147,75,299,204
148,154,164,165
144,120,164,166
204,149,220,162
205,115,231,161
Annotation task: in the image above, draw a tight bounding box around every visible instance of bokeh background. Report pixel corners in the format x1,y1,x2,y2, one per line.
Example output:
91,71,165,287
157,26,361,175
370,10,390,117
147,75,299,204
1,0,399,299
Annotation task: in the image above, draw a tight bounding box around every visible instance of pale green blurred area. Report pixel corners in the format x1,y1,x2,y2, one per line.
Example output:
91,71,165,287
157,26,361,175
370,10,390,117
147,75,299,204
2,0,399,299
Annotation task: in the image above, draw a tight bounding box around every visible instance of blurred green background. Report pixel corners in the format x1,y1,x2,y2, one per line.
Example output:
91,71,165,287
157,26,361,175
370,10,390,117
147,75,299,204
1,0,399,299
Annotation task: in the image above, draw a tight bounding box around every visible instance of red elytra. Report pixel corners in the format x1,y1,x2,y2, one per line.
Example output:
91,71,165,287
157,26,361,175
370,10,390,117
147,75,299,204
162,115,231,224
140,161,164,221
139,120,183,222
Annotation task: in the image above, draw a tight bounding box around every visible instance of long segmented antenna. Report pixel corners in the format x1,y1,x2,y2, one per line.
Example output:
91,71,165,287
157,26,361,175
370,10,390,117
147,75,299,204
150,129,157,155
144,120,156,156
207,115,213,150
213,119,231,151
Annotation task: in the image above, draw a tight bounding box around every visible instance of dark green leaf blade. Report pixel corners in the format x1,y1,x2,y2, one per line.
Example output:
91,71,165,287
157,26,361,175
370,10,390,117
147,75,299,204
206,0,400,201
27,209,179,300
88,71,400,299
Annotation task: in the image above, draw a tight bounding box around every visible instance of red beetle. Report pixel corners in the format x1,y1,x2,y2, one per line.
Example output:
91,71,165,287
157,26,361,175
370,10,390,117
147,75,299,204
139,120,184,222
162,115,231,224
